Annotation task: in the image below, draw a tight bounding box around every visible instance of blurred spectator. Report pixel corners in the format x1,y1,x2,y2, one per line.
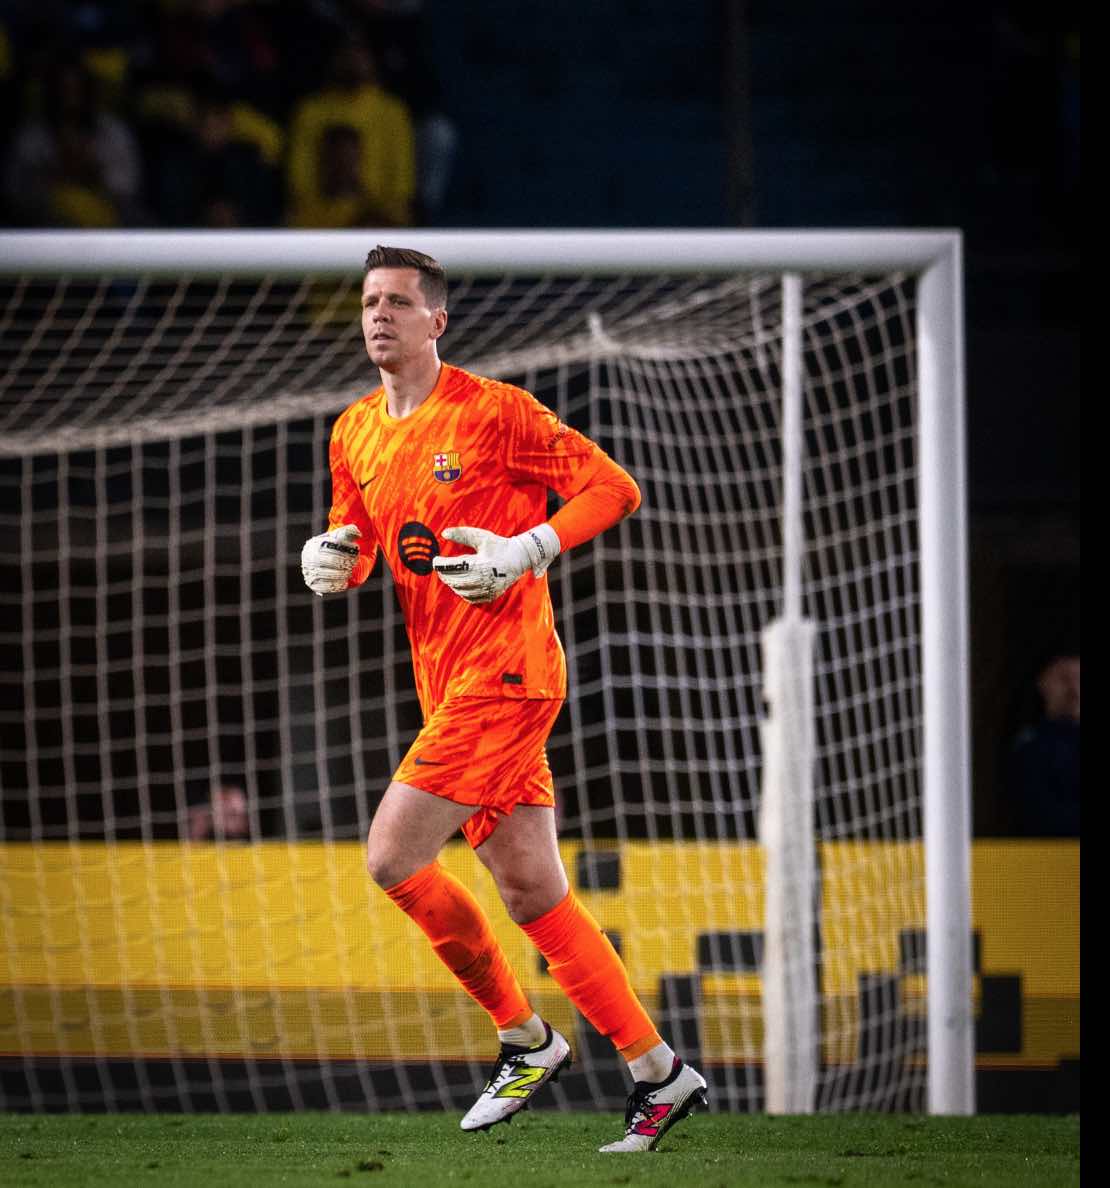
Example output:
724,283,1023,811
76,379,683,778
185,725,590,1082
188,783,251,842
286,36,414,228
290,122,383,229
129,1,283,115
3,53,142,226
133,68,282,227
191,81,284,227
130,1,286,226
1006,653,1080,837
195,0,284,115
65,1,142,113
354,0,458,222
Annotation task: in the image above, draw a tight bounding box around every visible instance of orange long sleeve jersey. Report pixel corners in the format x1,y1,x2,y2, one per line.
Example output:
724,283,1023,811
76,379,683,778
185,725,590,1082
327,364,640,715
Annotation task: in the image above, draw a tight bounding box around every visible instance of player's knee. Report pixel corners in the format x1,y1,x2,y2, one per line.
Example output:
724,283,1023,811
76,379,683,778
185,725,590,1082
504,894,536,925
498,878,553,925
366,836,406,890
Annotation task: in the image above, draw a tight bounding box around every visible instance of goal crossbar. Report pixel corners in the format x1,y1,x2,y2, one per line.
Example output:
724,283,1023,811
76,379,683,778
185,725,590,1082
1,228,961,277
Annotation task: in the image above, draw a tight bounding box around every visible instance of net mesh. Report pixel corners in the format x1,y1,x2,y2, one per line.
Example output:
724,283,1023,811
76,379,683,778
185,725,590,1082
0,263,926,1113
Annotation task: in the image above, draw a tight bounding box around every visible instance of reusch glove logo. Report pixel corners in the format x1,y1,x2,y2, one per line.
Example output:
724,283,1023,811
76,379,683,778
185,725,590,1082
320,538,359,557
398,521,439,575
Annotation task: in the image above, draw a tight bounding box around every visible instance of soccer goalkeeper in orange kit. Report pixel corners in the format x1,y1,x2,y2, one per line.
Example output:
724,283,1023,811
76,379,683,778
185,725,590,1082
300,246,706,1152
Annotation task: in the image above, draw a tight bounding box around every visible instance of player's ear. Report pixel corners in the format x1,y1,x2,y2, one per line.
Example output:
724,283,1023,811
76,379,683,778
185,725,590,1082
430,307,448,340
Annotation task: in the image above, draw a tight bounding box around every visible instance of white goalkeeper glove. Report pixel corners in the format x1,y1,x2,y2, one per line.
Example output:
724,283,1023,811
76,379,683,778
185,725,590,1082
301,524,361,596
432,524,560,605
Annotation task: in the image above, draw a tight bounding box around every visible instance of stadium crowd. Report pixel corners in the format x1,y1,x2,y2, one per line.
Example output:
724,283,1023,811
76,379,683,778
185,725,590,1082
0,0,456,230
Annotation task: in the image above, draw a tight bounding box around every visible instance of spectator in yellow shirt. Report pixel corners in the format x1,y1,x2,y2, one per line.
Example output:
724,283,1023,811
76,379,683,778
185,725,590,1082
287,38,414,228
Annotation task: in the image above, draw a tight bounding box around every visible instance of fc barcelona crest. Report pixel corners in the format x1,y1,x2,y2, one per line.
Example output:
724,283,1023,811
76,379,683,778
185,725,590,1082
433,451,462,483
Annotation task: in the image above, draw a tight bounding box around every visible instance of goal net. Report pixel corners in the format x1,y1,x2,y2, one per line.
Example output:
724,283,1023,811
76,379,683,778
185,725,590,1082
0,231,971,1115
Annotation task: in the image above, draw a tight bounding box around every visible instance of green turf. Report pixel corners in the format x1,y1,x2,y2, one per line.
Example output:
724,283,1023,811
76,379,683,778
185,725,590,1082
0,1110,1079,1187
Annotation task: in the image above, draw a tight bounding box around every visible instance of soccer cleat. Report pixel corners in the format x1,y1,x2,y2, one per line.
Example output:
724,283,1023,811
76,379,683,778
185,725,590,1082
599,1058,708,1153
460,1022,572,1132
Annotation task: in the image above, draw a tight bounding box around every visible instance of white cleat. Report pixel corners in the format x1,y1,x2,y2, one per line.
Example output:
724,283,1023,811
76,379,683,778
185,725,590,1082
460,1022,572,1132
599,1058,708,1152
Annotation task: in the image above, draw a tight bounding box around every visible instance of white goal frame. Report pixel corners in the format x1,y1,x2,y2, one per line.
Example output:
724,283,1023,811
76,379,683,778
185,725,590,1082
0,227,973,1115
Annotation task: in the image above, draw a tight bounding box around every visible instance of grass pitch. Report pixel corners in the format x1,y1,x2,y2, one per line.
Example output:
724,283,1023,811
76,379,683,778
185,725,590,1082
0,1110,1079,1187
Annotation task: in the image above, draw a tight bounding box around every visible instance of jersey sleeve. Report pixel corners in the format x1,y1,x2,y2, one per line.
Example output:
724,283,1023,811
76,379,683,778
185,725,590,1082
327,411,379,587
501,385,641,552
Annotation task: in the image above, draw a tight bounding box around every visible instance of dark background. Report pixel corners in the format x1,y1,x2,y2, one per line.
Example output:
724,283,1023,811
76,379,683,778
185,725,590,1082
0,0,1080,837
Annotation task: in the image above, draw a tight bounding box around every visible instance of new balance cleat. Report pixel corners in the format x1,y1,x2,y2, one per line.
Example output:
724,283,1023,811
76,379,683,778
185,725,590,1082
460,1022,571,1132
599,1058,707,1152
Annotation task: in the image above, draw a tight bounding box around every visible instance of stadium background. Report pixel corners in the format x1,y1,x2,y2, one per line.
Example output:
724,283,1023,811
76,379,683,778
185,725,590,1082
0,1,1079,1116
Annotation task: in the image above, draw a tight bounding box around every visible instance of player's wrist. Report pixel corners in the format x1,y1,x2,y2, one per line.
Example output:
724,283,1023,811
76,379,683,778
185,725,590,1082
517,523,561,577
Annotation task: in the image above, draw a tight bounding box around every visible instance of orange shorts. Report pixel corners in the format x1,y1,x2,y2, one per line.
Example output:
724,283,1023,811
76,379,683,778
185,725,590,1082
392,696,563,849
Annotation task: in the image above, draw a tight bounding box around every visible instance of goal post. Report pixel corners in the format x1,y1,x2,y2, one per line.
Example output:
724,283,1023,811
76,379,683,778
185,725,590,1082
916,238,974,1115
0,229,972,1115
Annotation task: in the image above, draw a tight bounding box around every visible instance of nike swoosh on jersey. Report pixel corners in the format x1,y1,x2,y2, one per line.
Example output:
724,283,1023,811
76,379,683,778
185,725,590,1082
359,474,380,489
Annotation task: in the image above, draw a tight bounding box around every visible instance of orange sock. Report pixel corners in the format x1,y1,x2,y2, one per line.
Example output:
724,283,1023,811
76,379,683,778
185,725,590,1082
385,862,531,1029
520,889,662,1058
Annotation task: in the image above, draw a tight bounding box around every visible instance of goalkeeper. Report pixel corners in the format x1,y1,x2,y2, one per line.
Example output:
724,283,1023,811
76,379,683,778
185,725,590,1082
302,245,706,1152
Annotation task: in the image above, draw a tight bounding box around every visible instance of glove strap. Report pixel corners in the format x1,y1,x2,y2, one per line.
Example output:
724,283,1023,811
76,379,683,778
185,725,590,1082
520,523,561,577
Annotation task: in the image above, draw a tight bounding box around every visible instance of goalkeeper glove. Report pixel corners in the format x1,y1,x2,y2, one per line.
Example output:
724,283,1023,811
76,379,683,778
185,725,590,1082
432,524,560,605
301,524,361,596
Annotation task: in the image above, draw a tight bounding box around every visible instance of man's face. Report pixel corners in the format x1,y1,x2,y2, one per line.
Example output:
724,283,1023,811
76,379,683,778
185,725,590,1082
361,267,446,373
213,787,249,838
1038,656,1080,722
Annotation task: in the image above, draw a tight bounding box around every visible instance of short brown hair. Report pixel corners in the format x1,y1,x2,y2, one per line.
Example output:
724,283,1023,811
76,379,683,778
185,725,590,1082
363,244,448,308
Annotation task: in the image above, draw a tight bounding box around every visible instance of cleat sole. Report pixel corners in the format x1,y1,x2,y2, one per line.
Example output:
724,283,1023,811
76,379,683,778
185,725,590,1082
646,1086,709,1151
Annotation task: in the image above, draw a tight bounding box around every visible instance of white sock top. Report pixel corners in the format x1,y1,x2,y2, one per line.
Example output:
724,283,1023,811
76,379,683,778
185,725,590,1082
627,1041,676,1085
497,1012,547,1049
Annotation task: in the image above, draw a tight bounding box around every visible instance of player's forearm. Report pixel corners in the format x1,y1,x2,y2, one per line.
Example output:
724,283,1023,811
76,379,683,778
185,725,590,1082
325,438,377,587
547,464,640,553
322,509,377,587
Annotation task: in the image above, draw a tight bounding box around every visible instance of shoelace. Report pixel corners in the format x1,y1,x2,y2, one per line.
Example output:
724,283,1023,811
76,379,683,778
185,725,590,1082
623,1087,653,1130
483,1048,523,1093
